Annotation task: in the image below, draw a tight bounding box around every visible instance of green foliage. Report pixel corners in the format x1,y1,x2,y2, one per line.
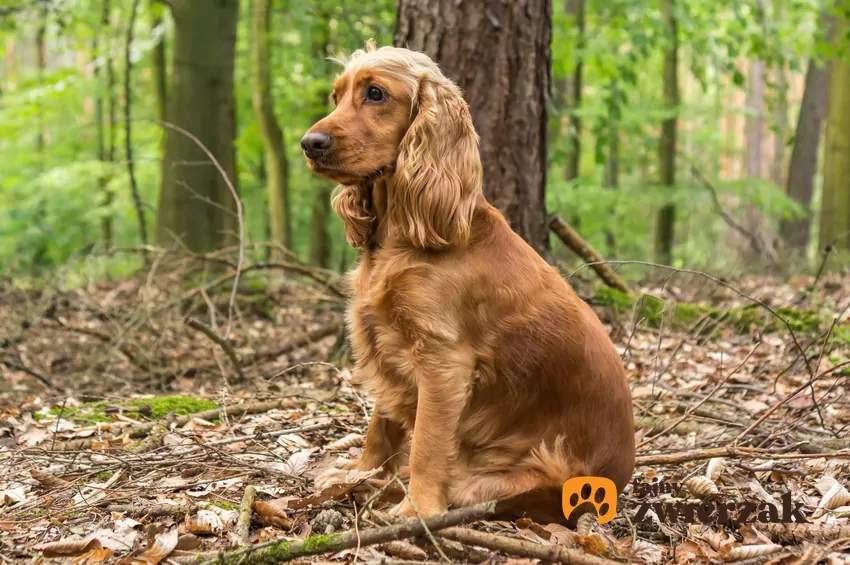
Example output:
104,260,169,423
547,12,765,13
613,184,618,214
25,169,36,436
0,0,836,278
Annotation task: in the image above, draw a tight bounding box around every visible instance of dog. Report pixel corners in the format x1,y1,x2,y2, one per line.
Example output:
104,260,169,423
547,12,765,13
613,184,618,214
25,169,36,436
300,41,635,523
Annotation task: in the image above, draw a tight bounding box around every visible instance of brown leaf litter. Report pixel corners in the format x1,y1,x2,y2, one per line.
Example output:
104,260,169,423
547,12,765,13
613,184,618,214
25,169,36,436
1,257,849,564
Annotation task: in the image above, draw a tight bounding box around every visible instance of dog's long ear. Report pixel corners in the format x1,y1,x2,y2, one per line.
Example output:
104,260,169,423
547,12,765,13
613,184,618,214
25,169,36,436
390,75,482,250
332,184,374,248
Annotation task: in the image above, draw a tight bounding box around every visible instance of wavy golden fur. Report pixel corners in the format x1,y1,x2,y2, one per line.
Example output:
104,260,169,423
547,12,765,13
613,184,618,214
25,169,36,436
302,42,635,522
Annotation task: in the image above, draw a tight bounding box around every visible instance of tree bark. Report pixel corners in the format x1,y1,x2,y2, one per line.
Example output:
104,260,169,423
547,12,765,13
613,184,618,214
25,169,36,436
156,0,240,253
655,0,678,265
251,0,290,257
783,13,831,253
395,0,552,259
309,3,333,269
820,14,850,251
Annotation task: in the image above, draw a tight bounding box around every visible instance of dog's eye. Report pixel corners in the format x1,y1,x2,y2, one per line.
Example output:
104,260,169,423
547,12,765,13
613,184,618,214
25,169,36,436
366,86,385,103
332,92,338,106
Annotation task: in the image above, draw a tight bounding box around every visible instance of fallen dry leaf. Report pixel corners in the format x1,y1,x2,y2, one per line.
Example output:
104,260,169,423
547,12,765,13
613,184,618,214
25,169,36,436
71,548,114,565
252,500,293,529
35,538,103,558
30,468,70,489
119,528,178,565
378,540,428,561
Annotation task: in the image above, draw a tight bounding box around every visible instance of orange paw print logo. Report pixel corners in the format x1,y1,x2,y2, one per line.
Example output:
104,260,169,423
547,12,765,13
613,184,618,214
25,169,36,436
562,476,617,524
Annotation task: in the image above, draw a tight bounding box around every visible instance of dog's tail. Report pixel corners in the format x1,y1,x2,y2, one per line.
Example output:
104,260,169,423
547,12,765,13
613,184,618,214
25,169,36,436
494,438,590,525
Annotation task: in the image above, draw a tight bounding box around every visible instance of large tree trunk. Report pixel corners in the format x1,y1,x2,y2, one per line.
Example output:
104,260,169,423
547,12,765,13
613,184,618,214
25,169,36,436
655,0,678,265
250,0,290,257
820,15,850,251
783,14,831,253
395,0,552,259
156,0,240,253
309,3,333,269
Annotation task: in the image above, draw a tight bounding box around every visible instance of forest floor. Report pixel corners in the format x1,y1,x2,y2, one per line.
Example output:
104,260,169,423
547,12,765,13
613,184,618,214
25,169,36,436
1,251,850,565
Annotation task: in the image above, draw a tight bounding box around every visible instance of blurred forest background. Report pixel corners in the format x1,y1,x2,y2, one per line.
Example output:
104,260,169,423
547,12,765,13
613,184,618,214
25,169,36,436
1,0,849,283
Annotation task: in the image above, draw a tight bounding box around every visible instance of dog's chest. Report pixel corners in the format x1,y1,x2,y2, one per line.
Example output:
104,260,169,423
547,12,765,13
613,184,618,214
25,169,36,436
346,254,419,422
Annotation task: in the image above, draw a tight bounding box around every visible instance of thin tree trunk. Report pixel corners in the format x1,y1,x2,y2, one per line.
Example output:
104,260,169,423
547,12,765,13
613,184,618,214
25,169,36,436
395,0,552,259
309,4,333,269
742,58,765,261
150,0,167,155
783,12,831,253
604,85,619,257
251,0,290,258
563,0,584,187
820,15,850,251
655,0,678,265
125,0,147,245
94,0,112,247
157,0,240,253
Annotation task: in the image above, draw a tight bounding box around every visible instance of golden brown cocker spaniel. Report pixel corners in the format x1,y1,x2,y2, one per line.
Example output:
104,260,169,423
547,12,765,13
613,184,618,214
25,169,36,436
301,42,635,522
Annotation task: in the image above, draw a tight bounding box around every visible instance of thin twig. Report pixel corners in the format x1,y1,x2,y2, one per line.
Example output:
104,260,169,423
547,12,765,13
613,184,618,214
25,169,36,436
156,120,245,341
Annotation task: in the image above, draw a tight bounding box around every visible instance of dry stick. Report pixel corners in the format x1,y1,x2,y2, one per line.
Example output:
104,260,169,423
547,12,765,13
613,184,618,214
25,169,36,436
156,120,245,341
124,0,147,246
0,358,57,390
635,445,850,467
734,360,850,444
185,318,245,382
237,486,256,545
104,503,199,517
198,501,497,565
439,527,621,565
637,342,760,449
548,214,634,295
682,153,775,263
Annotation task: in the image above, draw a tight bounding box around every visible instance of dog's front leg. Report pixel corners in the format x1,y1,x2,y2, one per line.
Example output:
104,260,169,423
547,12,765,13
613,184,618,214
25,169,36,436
314,403,405,491
392,357,471,518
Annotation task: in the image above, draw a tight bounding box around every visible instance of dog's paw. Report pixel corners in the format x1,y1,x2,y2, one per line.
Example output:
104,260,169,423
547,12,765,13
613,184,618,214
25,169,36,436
389,499,418,518
390,497,446,518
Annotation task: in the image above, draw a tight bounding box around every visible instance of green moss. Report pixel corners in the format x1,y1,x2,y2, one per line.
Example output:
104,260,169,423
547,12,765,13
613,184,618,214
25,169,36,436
44,396,217,425
594,287,831,336
215,533,344,565
298,533,340,553
127,396,217,419
210,500,239,511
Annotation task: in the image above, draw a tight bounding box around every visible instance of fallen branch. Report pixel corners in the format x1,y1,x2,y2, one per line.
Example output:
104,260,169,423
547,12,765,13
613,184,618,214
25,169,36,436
548,214,634,295
237,486,257,545
185,317,245,382
104,503,199,517
439,526,621,565
198,501,497,565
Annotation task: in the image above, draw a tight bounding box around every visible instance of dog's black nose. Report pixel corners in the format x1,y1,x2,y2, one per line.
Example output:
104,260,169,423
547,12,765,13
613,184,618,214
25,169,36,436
301,132,332,159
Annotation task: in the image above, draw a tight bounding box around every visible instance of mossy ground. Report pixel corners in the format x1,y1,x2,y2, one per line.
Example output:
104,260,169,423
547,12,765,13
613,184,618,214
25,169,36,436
594,287,842,338
38,395,218,424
